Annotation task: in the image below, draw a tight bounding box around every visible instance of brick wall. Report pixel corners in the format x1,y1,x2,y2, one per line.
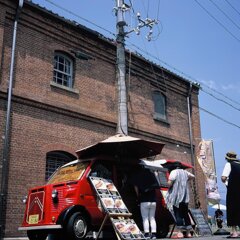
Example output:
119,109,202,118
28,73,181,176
0,0,206,237
4,101,115,237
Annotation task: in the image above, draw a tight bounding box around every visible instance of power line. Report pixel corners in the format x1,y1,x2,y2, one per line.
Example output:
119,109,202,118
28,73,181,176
36,0,240,110
209,0,240,32
139,34,168,91
156,0,161,21
40,0,240,110
41,0,240,109
4,1,240,126
38,0,240,132
224,0,240,18
1,22,239,132
44,0,116,37
125,39,240,130
125,41,240,110
199,106,240,129
129,0,135,14
194,0,240,43
140,0,149,18
200,82,240,107
201,88,240,112
128,41,240,130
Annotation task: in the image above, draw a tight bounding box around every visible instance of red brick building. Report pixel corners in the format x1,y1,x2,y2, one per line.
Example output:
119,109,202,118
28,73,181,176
0,0,206,238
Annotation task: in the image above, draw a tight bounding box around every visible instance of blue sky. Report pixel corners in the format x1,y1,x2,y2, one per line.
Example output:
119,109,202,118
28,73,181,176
31,0,240,201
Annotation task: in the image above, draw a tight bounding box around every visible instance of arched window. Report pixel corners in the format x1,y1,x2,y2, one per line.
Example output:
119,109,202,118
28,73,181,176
46,151,76,181
152,91,167,121
53,52,73,88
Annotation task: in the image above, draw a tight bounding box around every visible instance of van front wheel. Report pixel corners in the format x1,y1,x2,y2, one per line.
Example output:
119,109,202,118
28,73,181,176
66,212,88,240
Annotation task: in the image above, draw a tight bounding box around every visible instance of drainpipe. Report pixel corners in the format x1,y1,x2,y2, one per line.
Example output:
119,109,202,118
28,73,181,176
187,83,194,167
0,0,24,239
187,82,198,208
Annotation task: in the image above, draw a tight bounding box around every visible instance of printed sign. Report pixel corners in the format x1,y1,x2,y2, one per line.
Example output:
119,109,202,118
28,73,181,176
112,218,145,240
197,140,220,205
89,177,129,214
89,176,145,239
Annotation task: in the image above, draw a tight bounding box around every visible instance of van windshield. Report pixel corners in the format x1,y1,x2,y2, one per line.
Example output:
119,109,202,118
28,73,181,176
47,161,89,184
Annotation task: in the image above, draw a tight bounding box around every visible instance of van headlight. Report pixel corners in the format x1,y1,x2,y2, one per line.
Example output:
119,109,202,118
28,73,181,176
52,189,58,203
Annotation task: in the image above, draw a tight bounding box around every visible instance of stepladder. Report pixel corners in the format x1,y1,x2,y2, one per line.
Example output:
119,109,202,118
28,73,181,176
89,176,146,240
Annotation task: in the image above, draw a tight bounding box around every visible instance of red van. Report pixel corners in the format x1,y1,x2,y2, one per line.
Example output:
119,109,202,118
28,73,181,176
19,156,174,240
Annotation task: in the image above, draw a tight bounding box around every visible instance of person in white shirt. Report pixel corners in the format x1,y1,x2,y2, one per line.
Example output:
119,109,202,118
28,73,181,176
221,151,240,238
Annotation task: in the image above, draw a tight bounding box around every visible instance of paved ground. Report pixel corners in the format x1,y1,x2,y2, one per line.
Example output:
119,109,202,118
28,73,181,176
4,236,237,240
4,227,236,240
168,236,238,240
4,233,238,240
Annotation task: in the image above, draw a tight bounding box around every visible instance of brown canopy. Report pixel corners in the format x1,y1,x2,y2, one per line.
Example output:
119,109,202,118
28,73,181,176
76,134,165,160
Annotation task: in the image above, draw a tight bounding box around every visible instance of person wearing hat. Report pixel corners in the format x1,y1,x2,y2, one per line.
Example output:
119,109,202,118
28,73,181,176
166,161,195,238
221,151,240,238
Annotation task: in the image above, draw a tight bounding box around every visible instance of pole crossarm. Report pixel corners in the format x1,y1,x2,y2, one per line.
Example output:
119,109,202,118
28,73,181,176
115,0,158,135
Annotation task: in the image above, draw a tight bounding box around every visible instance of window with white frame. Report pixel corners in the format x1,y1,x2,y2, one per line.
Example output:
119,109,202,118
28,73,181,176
53,53,73,88
152,91,167,121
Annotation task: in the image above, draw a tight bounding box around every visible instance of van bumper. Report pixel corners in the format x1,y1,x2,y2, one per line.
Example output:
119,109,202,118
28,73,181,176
18,225,62,231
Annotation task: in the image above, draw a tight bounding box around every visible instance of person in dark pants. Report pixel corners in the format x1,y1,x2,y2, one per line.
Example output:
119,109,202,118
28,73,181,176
166,162,195,238
221,151,240,238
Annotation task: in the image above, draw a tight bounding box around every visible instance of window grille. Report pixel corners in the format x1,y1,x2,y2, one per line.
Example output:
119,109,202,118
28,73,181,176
46,151,75,181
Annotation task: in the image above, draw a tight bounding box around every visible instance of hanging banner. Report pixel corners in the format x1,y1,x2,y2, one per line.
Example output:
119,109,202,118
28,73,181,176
197,140,220,205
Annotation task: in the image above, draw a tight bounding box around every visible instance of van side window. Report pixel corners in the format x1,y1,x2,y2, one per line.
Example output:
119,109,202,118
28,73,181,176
155,168,168,188
90,163,112,179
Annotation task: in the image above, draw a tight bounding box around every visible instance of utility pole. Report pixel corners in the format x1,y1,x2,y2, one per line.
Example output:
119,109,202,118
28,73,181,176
115,0,157,136
116,0,128,135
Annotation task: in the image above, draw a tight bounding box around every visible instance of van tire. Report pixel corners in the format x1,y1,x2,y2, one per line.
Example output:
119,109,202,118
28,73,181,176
66,212,88,240
27,230,48,240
